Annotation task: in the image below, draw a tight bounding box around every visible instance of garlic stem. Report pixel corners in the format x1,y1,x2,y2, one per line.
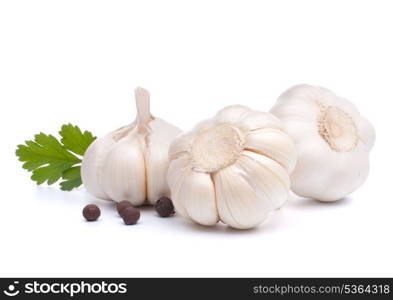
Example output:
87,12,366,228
134,87,152,126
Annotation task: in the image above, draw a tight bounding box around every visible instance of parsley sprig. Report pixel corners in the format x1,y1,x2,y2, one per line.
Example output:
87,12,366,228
16,124,96,191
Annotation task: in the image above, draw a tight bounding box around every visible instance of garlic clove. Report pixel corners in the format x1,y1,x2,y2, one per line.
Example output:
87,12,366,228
168,132,194,161
167,155,189,189
168,156,219,225
176,169,218,226
291,137,370,202
214,105,251,124
239,151,290,210
81,126,132,200
238,110,284,132
80,134,116,200
213,164,270,229
271,84,322,120
356,116,376,151
101,130,146,205
192,118,218,133
146,118,182,204
167,155,191,217
245,128,298,173
306,85,360,115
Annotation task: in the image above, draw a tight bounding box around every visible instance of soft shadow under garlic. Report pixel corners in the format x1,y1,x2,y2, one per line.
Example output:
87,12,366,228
286,194,353,209
173,211,285,235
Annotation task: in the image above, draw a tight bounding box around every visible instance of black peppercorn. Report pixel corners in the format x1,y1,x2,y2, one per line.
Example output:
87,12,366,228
83,204,101,221
116,200,133,217
122,206,140,225
155,197,175,217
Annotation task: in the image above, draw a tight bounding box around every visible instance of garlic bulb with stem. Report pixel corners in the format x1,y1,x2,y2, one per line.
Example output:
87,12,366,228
167,105,297,229
270,84,375,202
81,87,182,205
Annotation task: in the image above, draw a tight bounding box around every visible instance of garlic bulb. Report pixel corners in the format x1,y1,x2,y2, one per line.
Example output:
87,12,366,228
167,105,297,229
270,84,375,202
81,87,182,205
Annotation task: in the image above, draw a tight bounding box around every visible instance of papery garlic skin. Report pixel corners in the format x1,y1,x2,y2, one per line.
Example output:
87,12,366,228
167,106,297,229
270,84,375,202
81,87,182,205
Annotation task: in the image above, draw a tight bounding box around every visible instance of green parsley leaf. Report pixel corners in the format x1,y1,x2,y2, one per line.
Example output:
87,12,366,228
16,124,96,191
60,123,96,156
60,166,82,191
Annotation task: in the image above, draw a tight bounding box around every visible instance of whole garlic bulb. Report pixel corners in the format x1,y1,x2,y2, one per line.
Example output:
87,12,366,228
167,105,297,229
81,87,182,205
270,84,375,202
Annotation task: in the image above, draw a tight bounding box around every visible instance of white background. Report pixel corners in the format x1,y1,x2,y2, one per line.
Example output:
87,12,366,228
0,0,392,277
